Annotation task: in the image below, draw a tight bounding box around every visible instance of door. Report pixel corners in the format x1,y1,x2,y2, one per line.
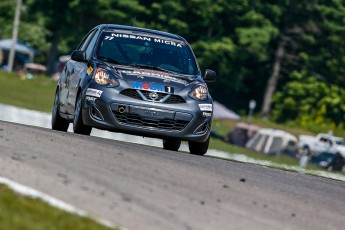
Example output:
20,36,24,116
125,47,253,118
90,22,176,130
65,28,100,115
59,62,72,114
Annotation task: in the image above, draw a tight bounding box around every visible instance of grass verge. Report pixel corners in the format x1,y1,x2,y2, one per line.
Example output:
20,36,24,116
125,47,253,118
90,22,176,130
0,70,56,112
0,184,114,230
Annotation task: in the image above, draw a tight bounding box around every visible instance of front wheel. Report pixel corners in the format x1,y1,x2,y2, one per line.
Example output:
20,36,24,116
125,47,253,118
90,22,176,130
73,94,92,135
188,136,210,156
51,89,69,131
163,139,181,151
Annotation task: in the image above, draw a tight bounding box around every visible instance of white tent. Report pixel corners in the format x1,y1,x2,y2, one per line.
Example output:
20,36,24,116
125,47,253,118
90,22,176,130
245,128,297,155
212,101,240,120
0,39,35,58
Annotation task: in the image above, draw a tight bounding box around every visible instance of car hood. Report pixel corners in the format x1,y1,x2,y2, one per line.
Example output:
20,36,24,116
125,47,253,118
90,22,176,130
113,65,201,92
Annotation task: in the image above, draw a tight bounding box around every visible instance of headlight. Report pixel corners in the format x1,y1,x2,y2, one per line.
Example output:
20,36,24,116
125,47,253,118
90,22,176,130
93,68,119,87
189,84,209,100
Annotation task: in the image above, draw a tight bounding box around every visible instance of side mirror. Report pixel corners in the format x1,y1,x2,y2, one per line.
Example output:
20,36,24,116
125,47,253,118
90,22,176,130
71,50,87,62
203,69,217,82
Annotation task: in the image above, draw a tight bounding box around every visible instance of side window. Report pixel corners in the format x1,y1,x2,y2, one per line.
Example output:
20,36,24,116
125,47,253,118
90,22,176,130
85,29,100,59
320,137,327,143
76,29,96,51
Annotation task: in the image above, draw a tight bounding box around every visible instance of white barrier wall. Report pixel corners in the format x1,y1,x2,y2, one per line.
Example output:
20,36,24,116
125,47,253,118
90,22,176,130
0,104,52,128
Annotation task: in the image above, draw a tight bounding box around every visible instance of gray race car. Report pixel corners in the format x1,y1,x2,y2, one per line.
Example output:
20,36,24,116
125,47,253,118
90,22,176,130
52,24,216,155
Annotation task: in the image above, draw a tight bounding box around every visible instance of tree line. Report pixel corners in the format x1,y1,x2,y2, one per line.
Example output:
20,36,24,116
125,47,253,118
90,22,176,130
1,0,345,129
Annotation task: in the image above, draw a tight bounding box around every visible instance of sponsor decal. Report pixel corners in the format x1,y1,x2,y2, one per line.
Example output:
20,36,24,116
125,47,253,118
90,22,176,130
86,88,103,98
120,69,188,85
85,96,97,102
105,33,183,48
153,38,183,47
202,112,212,117
105,34,152,41
87,66,93,75
199,104,213,112
122,69,169,78
132,81,165,92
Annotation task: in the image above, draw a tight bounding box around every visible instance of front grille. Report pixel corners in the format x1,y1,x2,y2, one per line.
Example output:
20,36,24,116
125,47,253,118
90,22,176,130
140,90,167,101
120,89,186,104
165,95,185,104
120,89,141,100
114,112,189,131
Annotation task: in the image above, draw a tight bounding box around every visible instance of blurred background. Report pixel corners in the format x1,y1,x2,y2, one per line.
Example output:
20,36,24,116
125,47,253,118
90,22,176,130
1,0,345,171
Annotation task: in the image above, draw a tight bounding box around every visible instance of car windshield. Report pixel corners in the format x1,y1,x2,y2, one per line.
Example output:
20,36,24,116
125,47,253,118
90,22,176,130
336,139,345,146
95,30,198,75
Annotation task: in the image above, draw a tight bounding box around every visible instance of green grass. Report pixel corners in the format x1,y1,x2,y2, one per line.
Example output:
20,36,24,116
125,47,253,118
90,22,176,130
0,70,57,112
0,184,115,230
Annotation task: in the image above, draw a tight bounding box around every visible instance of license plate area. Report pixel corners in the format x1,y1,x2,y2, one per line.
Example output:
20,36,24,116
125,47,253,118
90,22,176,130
130,106,174,119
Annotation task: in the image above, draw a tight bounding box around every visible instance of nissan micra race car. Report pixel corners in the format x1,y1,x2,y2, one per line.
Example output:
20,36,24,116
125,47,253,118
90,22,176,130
52,24,216,155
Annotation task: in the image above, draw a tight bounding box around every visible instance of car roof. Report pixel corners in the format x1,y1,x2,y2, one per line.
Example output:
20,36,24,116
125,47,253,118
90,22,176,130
95,24,184,41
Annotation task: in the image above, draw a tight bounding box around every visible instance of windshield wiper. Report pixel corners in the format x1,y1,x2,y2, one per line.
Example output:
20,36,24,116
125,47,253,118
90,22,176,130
128,63,176,74
98,56,121,65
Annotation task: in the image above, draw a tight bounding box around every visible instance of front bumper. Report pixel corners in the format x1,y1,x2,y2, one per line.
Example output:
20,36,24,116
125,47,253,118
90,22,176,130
81,85,212,142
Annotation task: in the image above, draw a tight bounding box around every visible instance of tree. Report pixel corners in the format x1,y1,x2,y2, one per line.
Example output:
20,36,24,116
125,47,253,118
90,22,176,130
0,0,16,38
259,0,318,117
3,0,345,129
26,0,76,74
0,0,50,65
26,0,146,74
272,70,345,131
263,0,345,118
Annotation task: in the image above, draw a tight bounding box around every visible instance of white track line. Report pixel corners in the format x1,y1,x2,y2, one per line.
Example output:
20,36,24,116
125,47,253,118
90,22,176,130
0,176,119,229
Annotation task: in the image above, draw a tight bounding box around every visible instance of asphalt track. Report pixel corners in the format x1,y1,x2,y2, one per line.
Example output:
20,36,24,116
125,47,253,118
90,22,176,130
0,121,344,230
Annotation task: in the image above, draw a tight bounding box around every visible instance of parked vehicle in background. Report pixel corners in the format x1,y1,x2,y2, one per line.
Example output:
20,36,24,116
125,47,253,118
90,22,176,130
51,24,216,155
298,133,345,157
310,152,345,171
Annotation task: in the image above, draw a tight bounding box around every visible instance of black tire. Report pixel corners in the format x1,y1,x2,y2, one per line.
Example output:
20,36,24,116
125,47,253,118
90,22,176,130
73,94,92,135
51,89,69,131
188,136,210,156
163,139,181,151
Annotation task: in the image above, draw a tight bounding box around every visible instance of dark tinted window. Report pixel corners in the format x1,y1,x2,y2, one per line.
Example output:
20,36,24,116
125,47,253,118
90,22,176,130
77,29,96,51
85,29,100,59
95,30,198,75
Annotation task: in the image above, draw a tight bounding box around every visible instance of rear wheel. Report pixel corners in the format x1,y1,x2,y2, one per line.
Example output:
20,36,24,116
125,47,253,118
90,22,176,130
73,94,92,135
188,136,210,156
163,139,181,151
51,89,69,131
